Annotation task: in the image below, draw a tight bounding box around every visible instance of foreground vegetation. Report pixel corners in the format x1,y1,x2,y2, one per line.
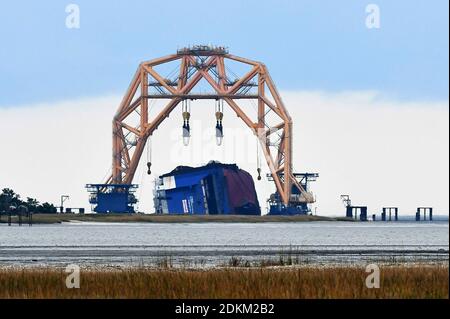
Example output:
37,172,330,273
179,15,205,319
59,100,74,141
0,266,447,298
0,213,351,224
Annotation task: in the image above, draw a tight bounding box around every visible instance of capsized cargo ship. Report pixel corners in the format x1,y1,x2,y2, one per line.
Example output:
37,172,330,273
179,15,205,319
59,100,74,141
154,161,261,215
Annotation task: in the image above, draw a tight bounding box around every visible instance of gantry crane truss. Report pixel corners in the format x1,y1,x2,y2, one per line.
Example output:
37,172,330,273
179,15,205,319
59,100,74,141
108,46,314,206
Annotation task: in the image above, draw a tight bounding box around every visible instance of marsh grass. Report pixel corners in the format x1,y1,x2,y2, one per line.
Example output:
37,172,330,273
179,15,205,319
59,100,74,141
0,266,447,299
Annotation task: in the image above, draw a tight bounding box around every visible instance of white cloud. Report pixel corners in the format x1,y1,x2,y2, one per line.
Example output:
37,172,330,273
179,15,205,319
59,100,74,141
0,91,448,216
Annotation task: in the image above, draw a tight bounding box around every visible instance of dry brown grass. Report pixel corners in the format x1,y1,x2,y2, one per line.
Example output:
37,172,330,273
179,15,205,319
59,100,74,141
0,266,447,299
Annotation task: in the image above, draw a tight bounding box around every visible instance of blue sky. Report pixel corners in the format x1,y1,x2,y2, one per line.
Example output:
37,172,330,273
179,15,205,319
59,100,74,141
0,0,448,107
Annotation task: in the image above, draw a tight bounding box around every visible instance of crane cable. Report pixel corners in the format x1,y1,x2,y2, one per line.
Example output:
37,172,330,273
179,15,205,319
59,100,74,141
256,137,262,181
146,135,152,175
136,136,152,213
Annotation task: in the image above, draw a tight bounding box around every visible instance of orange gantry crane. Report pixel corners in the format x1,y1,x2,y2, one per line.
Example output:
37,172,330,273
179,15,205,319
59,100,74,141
88,45,316,214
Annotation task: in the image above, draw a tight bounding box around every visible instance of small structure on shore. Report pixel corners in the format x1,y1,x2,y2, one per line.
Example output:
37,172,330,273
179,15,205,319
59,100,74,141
382,207,399,221
416,207,433,221
340,195,368,221
0,204,33,226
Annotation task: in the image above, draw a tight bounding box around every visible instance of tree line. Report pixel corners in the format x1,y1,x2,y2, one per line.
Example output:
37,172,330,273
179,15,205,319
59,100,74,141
0,188,57,214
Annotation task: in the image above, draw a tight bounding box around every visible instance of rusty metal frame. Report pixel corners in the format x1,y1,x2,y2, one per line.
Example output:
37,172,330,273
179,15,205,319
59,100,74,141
110,49,312,206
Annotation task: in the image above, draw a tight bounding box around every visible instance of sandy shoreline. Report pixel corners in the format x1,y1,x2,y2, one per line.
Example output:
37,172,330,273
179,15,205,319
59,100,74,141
0,213,351,224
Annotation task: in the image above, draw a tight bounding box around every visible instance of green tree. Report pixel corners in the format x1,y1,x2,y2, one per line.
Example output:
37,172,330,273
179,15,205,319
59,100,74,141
38,202,57,214
0,188,23,211
0,188,57,213
26,197,39,212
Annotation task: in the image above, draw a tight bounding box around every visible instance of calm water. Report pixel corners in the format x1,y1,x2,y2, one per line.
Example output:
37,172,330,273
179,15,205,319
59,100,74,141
0,221,448,267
